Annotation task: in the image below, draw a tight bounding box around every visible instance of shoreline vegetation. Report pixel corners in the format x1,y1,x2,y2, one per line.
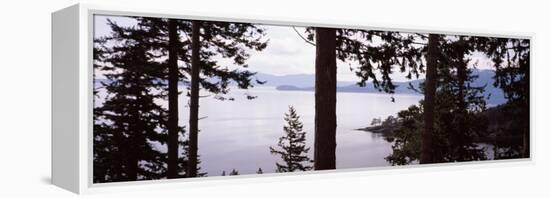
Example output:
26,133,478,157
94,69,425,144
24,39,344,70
356,102,526,160
356,103,524,142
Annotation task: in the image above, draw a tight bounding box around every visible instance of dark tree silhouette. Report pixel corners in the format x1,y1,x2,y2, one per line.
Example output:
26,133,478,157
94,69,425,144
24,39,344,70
455,38,469,160
300,28,425,169
129,17,191,178
256,168,263,174
420,34,440,164
442,36,487,161
93,20,169,182
95,17,267,180
229,169,240,176
475,37,530,158
384,70,489,164
113,17,267,178
186,20,268,177
167,18,180,179
187,20,201,178
313,28,337,170
270,106,313,172
384,35,491,165
93,38,122,183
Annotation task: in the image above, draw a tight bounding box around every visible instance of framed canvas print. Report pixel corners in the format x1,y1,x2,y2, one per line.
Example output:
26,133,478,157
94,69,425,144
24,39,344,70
52,3,533,194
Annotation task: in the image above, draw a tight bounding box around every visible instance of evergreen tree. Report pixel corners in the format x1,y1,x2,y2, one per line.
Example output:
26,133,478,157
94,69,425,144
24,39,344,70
300,28,425,169
420,34,440,164
187,20,268,177
440,36,487,161
187,20,201,178
113,17,267,178
229,169,240,176
474,37,530,158
384,35,490,165
270,106,313,172
93,19,169,182
93,37,122,183
166,18,180,179
383,105,423,165
130,17,191,178
381,34,531,164
256,168,263,174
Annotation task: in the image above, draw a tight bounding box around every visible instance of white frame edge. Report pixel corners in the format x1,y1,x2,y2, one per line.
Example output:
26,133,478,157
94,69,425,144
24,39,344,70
52,4,80,194
51,3,535,195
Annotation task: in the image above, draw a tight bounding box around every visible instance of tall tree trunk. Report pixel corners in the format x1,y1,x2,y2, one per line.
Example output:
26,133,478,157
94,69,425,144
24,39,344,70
313,28,337,170
420,34,439,164
522,59,530,158
127,115,139,181
127,153,138,181
187,20,201,177
167,19,180,179
127,95,141,181
456,46,467,161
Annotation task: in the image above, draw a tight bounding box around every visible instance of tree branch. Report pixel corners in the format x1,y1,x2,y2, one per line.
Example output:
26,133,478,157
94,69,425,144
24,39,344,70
292,26,316,46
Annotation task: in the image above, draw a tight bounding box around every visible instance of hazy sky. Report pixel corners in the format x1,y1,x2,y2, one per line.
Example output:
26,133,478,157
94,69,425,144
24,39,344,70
94,15,495,82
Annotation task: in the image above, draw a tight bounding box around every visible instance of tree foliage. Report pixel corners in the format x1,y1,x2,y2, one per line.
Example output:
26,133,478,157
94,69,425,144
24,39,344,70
93,20,172,182
187,20,269,176
384,35,491,165
270,106,313,172
229,169,240,176
474,37,530,158
304,29,425,94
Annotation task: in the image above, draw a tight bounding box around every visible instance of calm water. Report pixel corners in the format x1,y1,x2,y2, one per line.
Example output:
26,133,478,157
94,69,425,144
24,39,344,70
186,86,422,175
95,86,423,176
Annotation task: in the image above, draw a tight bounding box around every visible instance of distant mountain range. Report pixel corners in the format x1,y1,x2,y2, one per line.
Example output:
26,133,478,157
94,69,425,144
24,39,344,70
256,69,506,105
95,69,507,105
254,73,353,87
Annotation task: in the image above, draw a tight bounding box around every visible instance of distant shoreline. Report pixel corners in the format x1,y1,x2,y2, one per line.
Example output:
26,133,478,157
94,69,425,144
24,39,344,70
275,84,421,95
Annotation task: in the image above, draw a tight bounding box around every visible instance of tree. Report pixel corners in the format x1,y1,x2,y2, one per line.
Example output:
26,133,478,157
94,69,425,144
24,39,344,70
384,35,490,165
482,103,526,159
300,28,425,169
370,117,382,126
384,79,488,165
313,28,337,170
441,36,487,161
126,17,267,177
309,30,439,164
93,20,169,182
256,168,263,174
166,18,180,179
270,106,313,172
93,37,123,183
420,34,440,164
129,17,191,178
187,20,201,178
94,16,269,181
229,169,240,176
474,37,530,158
186,20,268,177
386,33,530,164
383,105,423,165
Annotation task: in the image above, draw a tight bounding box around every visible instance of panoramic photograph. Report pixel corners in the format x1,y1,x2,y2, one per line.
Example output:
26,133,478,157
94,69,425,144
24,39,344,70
92,14,530,183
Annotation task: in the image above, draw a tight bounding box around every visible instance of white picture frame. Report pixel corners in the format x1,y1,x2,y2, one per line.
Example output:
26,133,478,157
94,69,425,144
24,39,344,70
52,3,534,194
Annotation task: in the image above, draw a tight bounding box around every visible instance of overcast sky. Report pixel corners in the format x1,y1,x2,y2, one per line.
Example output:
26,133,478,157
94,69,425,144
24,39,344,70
94,15,495,82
